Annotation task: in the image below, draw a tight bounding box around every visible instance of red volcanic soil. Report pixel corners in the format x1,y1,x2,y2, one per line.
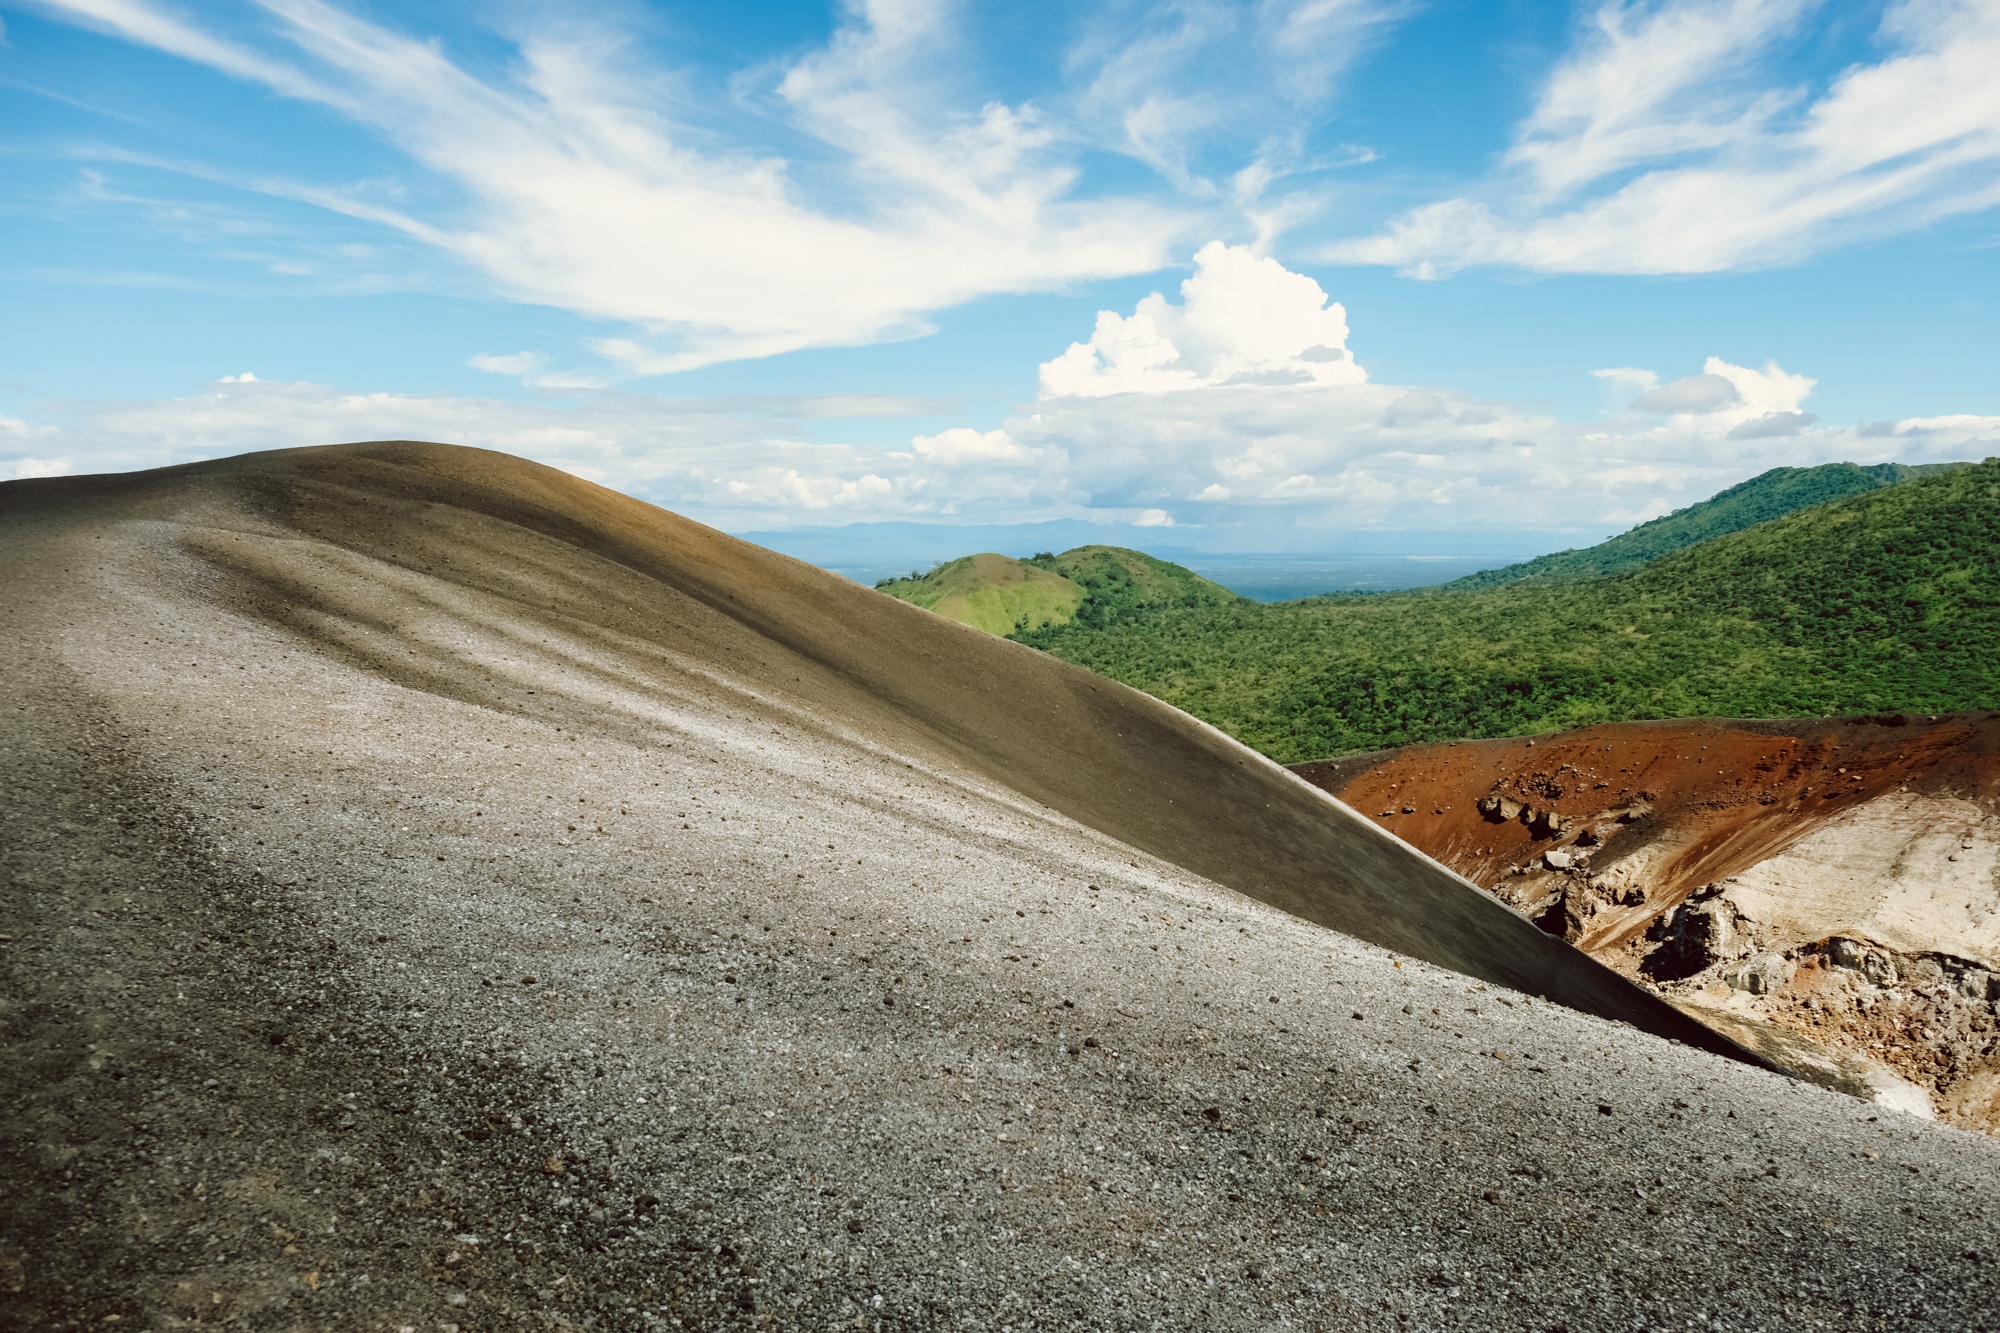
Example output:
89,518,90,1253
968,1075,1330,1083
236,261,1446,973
1294,712,2000,951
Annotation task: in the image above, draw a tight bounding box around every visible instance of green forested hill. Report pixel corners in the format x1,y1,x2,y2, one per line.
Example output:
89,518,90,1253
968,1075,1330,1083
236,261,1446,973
1448,460,1964,589
1015,459,2000,763
877,545,1236,635
1029,545,1239,625
873,552,1087,635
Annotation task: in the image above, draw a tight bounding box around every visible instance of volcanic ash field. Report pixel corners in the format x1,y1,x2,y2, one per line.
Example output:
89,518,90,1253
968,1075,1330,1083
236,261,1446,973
5,442,2000,1331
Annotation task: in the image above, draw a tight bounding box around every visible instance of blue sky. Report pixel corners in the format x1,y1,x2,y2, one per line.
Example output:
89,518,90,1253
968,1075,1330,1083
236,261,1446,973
3,0,1998,554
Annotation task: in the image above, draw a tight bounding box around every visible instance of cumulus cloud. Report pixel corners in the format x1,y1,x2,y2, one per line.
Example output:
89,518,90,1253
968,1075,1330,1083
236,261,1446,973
1332,0,2000,275
1614,355,1812,426
8,248,1997,538
911,428,1036,464
1728,410,1817,438
914,247,1988,534
1632,373,1739,414
1038,242,1366,396
1704,356,1814,418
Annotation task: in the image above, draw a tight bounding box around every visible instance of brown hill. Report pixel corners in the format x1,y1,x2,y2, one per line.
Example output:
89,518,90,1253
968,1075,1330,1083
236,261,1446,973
1296,715,2000,1128
6,443,1999,1329
5,440,1712,1044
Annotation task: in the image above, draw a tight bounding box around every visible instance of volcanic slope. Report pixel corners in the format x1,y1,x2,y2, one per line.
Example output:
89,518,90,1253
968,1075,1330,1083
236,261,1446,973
1299,714,2000,1132
5,443,1999,1331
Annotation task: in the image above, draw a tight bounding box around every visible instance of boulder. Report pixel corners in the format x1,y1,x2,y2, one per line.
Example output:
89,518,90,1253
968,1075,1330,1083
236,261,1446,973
1477,795,1523,823
1902,956,1946,988
1825,937,1904,987
1526,807,1574,839
1532,884,1595,942
1861,951,1899,987
1724,953,1794,996
1671,897,1738,969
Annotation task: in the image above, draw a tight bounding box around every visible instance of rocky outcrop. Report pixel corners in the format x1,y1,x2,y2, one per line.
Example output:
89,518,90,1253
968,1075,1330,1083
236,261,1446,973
1474,793,1574,839
1296,714,2000,1133
1657,893,1742,976
1722,953,1792,995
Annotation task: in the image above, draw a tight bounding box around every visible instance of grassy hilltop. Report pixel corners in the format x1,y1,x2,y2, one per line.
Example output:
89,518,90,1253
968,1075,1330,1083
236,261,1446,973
877,544,1236,634
1014,460,2000,763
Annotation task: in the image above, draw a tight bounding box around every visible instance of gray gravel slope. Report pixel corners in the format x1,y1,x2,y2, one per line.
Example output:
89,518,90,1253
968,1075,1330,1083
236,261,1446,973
3,446,1998,1332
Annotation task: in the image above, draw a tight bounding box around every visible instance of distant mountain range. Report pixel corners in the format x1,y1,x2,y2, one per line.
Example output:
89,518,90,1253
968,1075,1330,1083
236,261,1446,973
740,519,1573,598
861,460,1975,624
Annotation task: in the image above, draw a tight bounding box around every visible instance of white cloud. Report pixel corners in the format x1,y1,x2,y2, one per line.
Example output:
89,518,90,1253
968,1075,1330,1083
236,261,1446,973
9,249,1997,538
1509,0,1811,197
1619,355,1813,421
1899,413,2000,435
1037,242,1366,396
1067,0,1399,190
468,351,546,378
2,413,56,440
32,0,1216,372
1728,409,1816,438
1333,0,2000,274
910,427,1034,464
1631,372,1739,414
1,414,66,479
30,2,1433,374
7,456,73,479
0,374,1085,529
935,246,1993,533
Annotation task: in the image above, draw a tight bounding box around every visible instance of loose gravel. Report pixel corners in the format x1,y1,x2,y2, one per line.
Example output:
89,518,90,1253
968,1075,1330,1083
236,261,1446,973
5,460,1999,1332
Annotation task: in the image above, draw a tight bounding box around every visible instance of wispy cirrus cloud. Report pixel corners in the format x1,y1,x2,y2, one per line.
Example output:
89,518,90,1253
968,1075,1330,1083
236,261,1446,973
18,0,1428,373
1333,0,2000,275
27,0,1393,373
1066,0,1400,193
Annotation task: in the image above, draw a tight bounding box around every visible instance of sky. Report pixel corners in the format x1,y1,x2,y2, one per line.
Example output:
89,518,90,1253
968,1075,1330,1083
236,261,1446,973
3,0,1999,559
